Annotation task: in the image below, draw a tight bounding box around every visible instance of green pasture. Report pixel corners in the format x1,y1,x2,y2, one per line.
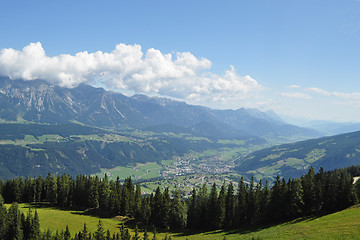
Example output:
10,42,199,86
96,162,162,181
161,159,176,166
14,203,124,236
12,203,168,239
172,204,360,239
9,203,360,239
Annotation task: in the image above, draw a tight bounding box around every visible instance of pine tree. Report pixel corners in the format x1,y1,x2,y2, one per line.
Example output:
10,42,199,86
207,183,218,229
133,183,142,219
106,229,111,240
132,225,139,240
152,228,157,240
89,178,99,209
246,176,258,224
0,195,7,239
30,210,40,240
64,225,71,240
169,190,187,229
162,187,171,228
288,179,304,219
42,229,53,240
143,229,149,240
186,188,197,229
236,177,247,226
120,224,126,240
197,183,208,229
323,171,338,212
23,177,35,203
108,187,117,215
124,228,131,240
45,174,58,205
112,233,117,240
98,175,110,210
34,177,44,203
123,177,134,216
94,220,105,240
151,187,164,228
338,172,358,210
269,176,283,221
54,230,60,240
74,175,88,208
80,223,89,240
259,180,270,222
121,186,130,216
141,196,151,225
302,167,316,214
113,177,122,215
354,177,360,203
217,183,226,229
57,174,71,207
6,202,23,240
224,182,234,228
315,167,326,211
21,212,30,240
3,179,22,203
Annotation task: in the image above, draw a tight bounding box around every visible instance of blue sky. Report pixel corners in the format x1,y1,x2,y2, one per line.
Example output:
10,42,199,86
1,0,360,122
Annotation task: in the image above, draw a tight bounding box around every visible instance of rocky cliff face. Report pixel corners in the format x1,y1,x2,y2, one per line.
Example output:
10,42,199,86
0,77,321,139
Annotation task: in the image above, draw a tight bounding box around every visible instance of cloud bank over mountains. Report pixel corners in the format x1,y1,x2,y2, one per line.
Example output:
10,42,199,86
0,42,261,108
2,42,360,121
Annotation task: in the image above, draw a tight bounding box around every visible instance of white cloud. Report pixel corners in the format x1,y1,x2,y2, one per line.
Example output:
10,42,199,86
289,84,301,89
332,92,360,102
307,87,360,103
0,42,261,107
308,87,331,96
281,92,312,99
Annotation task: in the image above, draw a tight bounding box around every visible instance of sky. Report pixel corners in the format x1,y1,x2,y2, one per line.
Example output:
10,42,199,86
1,0,360,122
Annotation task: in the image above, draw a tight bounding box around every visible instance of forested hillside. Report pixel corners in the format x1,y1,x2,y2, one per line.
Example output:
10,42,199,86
236,130,360,181
0,123,259,179
0,164,359,237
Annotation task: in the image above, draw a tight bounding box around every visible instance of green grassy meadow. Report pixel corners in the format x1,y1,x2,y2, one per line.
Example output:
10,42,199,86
13,203,172,239
16,203,123,235
172,205,360,240
95,162,162,181
11,203,360,239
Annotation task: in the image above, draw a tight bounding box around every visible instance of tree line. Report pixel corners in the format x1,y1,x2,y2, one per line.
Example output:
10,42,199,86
0,199,170,240
0,198,40,240
0,165,359,237
188,166,358,229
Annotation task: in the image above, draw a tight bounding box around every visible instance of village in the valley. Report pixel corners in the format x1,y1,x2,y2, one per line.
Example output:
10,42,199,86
139,153,240,197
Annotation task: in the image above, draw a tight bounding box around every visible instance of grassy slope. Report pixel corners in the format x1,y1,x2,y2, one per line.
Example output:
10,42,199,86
16,204,122,235
12,203,360,239
173,205,360,240
14,203,167,239
94,162,162,181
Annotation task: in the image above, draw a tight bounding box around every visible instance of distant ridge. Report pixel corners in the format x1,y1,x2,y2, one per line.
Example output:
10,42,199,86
237,130,360,180
0,77,320,140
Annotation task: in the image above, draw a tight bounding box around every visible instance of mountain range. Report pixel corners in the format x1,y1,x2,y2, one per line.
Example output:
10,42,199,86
4,77,351,180
0,76,320,140
300,120,360,136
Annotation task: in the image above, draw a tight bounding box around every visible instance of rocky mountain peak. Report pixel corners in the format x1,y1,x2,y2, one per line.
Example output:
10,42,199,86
0,77,321,139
